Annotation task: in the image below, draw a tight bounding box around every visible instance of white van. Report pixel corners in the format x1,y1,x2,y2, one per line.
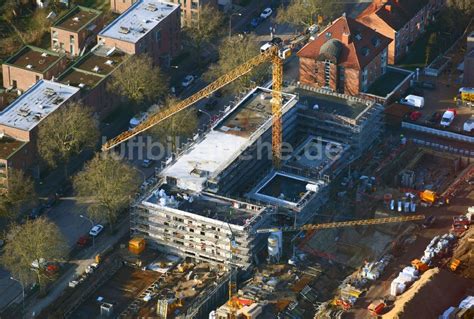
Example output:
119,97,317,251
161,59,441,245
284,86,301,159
400,95,424,108
260,42,273,53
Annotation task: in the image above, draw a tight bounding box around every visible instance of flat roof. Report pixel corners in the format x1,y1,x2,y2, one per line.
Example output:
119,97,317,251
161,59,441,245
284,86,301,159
4,46,63,73
366,67,413,97
58,45,128,89
99,0,179,44
248,171,325,208
144,185,261,226
0,136,27,160
0,80,79,132
53,6,101,32
294,87,371,120
59,69,103,89
161,87,297,192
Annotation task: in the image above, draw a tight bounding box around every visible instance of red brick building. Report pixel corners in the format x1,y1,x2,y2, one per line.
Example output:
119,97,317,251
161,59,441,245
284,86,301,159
356,0,442,64
0,80,79,189
2,46,68,92
51,6,103,57
58,44,130,119
111,0,217,26
98,0,180,67
298,15,392,96
170,0,217,27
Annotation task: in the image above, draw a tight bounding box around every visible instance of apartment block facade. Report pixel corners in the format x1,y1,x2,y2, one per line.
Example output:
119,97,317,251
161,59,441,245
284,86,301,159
51,6,103,56
98,0,181,67
170,0,217,26
298,16,391,95
0,80,79,189
356,0,442,64
2,46,68,92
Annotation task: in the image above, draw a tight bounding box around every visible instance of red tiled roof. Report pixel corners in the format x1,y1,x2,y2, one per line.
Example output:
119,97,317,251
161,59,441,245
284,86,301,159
358,0,429,31
297,15,392,70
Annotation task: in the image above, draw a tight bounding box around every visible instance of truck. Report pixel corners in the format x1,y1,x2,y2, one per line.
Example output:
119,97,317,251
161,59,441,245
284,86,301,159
452,215,470,235
400,94,424,108
419,190,437,204
129,112,148,129
440,108,457,127
459,87,474,103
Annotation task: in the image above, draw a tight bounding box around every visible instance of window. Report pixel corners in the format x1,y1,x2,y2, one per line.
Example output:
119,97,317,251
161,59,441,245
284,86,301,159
70,35,75,44
35,75,40,82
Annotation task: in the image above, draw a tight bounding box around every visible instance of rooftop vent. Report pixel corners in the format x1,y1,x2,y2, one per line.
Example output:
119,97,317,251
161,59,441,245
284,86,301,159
105,60,114,66
38,104,44,109
371,36,381,47
73,17,79,22
119,26,130,34
92,65,100,72
41,52,48,57
106,47,116,56
26,64,33,69
355,33,362,41
78,83,85,88
146,4,157,11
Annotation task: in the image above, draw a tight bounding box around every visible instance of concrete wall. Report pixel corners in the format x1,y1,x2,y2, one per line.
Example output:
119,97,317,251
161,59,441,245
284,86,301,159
2,55,68,91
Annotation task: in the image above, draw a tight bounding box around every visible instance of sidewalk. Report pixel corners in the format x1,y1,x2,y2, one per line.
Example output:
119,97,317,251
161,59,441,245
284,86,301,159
26,217,130,318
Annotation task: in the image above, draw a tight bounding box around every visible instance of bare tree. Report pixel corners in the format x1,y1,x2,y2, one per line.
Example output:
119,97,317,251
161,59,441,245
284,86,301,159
0,169,37,219
1,218,67,291
37,102,99,177
205,35,269,94
73,154,141,230
107,54,168,107
149,97,199,153
184,4,224,65
275,0,343,29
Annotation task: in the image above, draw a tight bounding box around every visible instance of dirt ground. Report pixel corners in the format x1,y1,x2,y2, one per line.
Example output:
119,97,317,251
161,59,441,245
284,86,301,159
345,184,474,319
70,266,161,318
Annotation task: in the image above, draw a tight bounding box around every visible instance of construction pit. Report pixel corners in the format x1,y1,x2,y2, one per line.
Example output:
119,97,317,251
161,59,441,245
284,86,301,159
235,142,472,318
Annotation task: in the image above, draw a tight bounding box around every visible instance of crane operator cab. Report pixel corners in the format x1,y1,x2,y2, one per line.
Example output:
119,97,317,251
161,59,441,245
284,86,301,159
260,37,292,59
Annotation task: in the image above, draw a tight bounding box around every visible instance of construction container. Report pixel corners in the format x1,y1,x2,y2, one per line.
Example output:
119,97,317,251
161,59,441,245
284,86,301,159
129,237,146,255
419,190,437,204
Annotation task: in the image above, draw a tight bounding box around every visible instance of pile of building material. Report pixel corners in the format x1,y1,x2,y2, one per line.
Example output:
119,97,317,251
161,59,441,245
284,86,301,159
422,233,456,265
390,233,456,297
440,296,474,319
332,255,393,309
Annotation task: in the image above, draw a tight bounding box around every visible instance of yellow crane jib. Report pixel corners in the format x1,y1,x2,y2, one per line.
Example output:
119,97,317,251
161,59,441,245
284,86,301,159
101,45,287,163
256,215,426,234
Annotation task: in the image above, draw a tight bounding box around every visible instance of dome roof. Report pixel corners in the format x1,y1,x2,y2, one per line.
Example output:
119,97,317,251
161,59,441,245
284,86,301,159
318,39,343,62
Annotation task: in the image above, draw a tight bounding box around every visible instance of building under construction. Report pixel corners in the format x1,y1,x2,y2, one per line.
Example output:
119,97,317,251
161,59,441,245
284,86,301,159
131,85,384,267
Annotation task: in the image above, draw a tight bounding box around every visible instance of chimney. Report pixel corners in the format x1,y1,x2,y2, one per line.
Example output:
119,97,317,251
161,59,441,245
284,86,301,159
341,32,350,44
385,4,392,12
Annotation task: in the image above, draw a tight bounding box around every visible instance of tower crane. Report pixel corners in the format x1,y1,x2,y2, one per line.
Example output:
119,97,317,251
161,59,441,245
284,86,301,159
256,215,425,234
101,45,290,168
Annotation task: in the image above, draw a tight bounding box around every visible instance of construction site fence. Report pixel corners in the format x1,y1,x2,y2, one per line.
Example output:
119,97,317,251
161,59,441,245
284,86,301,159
410,138,474,158
403,122,474,144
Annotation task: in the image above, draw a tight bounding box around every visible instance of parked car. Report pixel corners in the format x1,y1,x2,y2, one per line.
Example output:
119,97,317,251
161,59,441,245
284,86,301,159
250,17,262,28
77,235,91,247
181,75,194,88
260,8,273,19
141,159,155,168
440,108,457,127
29,205,47,220
428,111,442,124
89,224,104,237
463,116,474,132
